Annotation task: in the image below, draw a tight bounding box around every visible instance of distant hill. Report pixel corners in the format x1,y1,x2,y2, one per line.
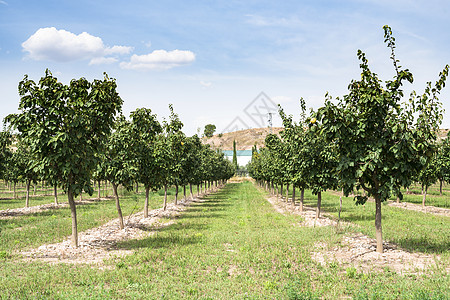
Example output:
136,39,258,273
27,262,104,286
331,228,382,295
202,127,283,150
202,127,450,151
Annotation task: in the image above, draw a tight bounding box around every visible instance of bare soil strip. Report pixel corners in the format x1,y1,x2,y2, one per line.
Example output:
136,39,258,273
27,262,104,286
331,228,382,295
388,201,450,217
20,196,207,265
263,191,447,275
0,198,114,219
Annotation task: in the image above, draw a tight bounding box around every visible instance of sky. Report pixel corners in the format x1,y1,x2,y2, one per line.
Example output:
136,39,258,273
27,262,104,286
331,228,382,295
1,0,450,135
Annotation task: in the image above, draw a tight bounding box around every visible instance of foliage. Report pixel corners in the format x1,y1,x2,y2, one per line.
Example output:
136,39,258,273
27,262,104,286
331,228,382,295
204,124,216,138
316,25,448,251
5,70,123,246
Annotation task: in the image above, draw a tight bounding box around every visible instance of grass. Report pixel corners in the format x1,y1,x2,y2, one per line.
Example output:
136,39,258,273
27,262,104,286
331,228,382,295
283,188,450,254
0,181,448,299
0,182,201,211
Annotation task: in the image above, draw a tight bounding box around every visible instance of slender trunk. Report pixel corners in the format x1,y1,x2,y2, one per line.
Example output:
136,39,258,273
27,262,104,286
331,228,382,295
144,186,150,218
374,194,383,253
440,179,443,196
197,184,200,197
292,185,296,205
68,187,78,247
316,191,322,220
33,184,36,196
105,181,108,197
280,183,284,199
300,188,304,212
80,191,82,201
13,182,16,199
175,185,178,205
183,185,187,200
276,184,279,200
422,186,427,208
286,183,289,201
98,180,101,199
338,189,343,227
112,183,124,230
190,183,194,200
136,182,139,193
25,180,30,208
163,184,168,211
54,184,58,205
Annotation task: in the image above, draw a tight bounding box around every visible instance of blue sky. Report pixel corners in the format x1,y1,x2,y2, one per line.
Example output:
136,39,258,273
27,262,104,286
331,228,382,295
1,0,450,135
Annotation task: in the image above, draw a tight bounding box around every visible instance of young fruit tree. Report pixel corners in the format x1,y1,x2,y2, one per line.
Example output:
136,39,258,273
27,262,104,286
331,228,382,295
129,108,163,218
101,116,137,229
317,26,449,253
6,70,122,247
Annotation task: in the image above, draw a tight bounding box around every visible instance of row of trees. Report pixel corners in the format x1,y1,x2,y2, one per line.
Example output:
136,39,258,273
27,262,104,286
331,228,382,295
249,26,450,253
2,70,234,247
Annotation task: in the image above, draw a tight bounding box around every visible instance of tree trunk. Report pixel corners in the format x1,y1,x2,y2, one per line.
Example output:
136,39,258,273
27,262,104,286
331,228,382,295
280,183,284,199
163,184,168,211
440,179,443,196
190,183,194,200
422,186,427,208
144,186,150,218
374,194,383,253
68,188,78,247
175,185,178,205
112,183,124,230
25,180,30,208
316,191,322,220
105,181,108,197
183,185,187,200
292,185,296,205
338,189,343,227
33,184,36,196
136,181,139,193
300,188,304,212
54,184,58,205
98,180,101,199
197,184,200,197
286,183,289,201
13,182,16,199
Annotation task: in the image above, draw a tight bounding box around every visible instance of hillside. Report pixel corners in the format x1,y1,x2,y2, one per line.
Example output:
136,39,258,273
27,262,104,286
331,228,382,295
202,127,283,150
202,127,450,151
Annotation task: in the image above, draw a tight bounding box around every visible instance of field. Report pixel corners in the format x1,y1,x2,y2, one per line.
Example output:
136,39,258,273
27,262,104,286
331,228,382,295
0,180,448,299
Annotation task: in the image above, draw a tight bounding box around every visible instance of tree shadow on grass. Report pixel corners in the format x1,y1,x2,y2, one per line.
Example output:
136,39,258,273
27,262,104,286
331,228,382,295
115,193,228,251
393,237,450,254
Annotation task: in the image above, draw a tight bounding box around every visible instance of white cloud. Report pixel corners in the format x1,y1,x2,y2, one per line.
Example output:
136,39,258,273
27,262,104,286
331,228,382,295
245,14,303,27
200,81,212,88
105,45,133,55
272,96,293,103
120,49,195,70
22,27,131,64
0,1,7,5
89,57,118,65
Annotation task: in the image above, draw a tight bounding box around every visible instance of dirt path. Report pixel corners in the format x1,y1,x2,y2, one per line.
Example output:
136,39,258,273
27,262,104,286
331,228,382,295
388,201,450,217
265,194,350,227
19,190,219,266
328,190,450,217
0,198,114,219
262,189,447,275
